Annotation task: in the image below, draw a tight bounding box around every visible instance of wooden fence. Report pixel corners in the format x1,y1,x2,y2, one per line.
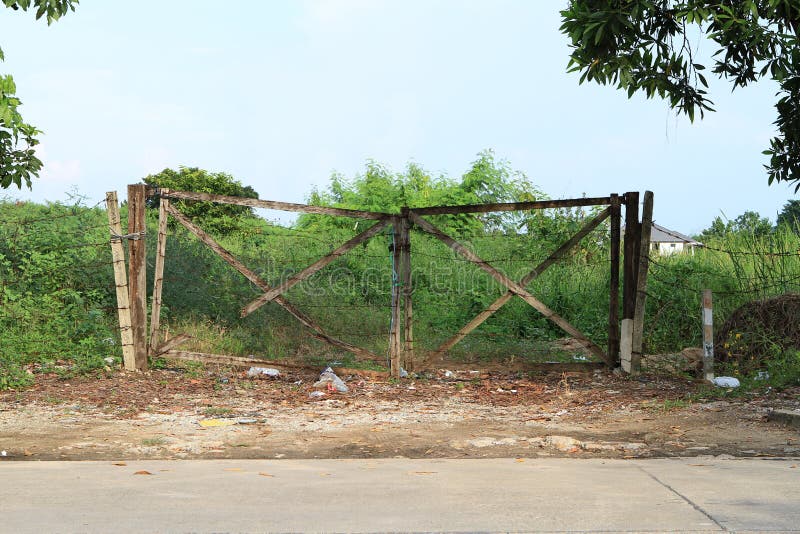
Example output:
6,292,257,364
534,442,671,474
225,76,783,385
107,185,654,377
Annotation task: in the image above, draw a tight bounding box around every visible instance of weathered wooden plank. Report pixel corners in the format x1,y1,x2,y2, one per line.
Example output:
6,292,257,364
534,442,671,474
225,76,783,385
152,333,193,356
428,207,611,362
408,212,612,365
160,190,386,220
148,193,170,355
399,210,414,372
127,184,148,371
165,204,381,361
388,217,402,377
630,190,654,374
106,191,136,371
409,197,612,216
240,218,390,318
164,350,317,371
623,191,639,320
609,194,621,365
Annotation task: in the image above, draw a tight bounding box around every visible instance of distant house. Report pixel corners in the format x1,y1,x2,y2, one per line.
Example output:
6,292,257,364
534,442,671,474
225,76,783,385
649,224,704,255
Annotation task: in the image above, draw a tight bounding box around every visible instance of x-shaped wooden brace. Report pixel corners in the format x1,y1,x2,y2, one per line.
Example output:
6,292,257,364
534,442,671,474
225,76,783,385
165,204,382,361
239,219,391,318
408,210,613,366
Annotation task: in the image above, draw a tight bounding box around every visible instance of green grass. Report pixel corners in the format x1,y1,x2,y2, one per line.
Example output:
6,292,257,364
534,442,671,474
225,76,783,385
1,198,798,389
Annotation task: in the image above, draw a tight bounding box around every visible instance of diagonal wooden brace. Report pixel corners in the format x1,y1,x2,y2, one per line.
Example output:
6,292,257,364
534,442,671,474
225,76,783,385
408,212,612,366
240,219,390,318
429,207,610,360
165,204,381,362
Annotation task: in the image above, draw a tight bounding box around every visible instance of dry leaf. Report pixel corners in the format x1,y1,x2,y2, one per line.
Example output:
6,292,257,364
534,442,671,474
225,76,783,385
515,458,525,463
112,462,127,466
258,472,274,477
133,470,153,475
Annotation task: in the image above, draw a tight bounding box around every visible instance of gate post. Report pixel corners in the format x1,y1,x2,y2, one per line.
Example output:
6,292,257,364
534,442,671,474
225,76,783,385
608,194,621,365
127,184,149,371
106,191,136,370
389,216,402,377
630,190,654,373
399,208,414,372
621,192,640,372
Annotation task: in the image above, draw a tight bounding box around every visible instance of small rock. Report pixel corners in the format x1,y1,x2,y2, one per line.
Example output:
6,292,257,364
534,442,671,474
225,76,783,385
308,391,326,399
583,442,618,451
546,435,583,452
237,418,258,425
620,442,647,452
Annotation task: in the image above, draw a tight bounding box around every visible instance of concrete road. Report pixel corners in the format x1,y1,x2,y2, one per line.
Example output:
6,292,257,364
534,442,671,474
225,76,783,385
1,458,798,533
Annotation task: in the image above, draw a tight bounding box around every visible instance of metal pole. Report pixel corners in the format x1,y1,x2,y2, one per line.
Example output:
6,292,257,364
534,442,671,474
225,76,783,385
702,289,715,382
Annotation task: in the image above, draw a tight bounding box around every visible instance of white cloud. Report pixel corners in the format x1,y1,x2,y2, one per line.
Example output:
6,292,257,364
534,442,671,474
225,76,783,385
37,144,82,184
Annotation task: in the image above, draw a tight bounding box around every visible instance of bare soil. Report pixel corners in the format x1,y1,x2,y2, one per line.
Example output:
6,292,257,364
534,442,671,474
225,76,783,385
1,365,798,461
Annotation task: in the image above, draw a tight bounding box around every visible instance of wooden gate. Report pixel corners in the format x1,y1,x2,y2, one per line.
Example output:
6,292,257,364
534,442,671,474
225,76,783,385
107,186,654,377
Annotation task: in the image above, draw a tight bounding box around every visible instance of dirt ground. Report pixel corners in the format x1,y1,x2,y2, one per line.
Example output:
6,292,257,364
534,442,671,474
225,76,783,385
1,364,798,461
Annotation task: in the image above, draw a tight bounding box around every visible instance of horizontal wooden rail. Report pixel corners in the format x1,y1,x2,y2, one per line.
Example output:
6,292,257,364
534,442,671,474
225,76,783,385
158,190,387,220
164,350,318,371
409,197,612,216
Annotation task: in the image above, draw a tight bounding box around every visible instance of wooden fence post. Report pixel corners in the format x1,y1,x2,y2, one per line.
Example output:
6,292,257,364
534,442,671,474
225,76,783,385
106,191,136,371
127,184,148,371
631,190,654,373
623,191,640,320
609,194,621,365
399,209,414,372
702,289,715,382
389,217,402,377
148,190,170,355
620,192,640,372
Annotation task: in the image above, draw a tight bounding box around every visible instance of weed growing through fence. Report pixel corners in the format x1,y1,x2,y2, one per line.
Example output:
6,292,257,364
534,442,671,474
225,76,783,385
1,191,799,389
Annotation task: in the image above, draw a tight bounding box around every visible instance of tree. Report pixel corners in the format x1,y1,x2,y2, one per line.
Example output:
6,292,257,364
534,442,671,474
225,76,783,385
1,0,78,189
731,210,773,237
561,1,800,191
142,167,259,235
777,199,800,234
300,151,547,234
699,209,773,240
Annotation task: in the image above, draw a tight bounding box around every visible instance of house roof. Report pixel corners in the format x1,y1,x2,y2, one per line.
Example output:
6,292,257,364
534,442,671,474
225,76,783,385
649,223,703,245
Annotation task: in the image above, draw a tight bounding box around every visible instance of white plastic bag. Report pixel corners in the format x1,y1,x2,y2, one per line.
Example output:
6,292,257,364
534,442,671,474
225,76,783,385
712,376,740,388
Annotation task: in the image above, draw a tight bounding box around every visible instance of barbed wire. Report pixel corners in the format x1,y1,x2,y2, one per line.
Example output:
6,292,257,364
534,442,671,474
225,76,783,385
700,243,800,257
0,199,105,227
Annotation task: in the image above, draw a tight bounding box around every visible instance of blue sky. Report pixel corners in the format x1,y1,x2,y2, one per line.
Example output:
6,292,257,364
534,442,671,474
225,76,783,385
0,0,795,233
